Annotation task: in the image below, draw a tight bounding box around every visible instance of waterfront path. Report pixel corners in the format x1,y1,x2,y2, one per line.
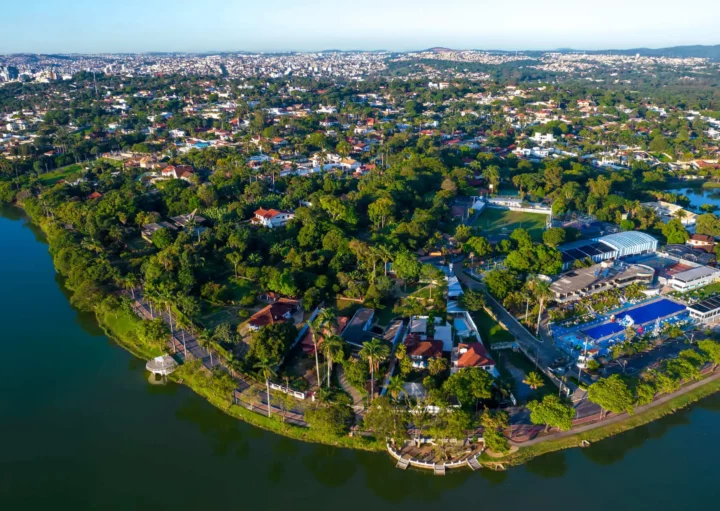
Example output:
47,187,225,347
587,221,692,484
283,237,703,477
510,366,720,448
129,289,308,426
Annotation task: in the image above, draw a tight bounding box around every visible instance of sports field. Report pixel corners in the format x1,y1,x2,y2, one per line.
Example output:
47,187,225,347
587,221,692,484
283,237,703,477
473,208,547,240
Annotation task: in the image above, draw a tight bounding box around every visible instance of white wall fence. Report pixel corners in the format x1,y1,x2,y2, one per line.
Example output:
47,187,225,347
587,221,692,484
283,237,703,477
268,382,308,400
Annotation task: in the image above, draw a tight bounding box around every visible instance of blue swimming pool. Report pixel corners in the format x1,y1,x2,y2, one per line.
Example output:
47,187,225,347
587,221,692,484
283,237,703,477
582,299,687,340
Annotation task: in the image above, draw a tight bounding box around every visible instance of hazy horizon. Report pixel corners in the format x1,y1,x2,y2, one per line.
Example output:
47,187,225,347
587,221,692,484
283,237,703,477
3,0,719,55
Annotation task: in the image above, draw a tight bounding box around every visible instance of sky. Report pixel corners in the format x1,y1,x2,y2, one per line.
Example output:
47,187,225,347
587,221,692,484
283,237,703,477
2,0,719,54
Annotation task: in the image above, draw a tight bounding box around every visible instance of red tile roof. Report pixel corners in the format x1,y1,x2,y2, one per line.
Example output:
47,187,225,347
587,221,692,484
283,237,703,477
248,299,298,328
456,342,494,369
300,316,349,355
407,340,443,359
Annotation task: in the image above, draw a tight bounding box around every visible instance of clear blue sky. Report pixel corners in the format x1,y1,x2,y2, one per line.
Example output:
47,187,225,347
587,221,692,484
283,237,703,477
2,0,719,54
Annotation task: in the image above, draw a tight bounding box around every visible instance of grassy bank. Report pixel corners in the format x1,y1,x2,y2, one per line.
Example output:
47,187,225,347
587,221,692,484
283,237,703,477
483,374,720,468
97,306,384,452
13,205,382,454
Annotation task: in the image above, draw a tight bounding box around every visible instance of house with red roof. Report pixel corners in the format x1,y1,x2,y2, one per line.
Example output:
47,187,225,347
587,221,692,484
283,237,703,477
161,165,194,181
451,342,497,375
404,333,443,369
252,208,295,228
247,299,300,331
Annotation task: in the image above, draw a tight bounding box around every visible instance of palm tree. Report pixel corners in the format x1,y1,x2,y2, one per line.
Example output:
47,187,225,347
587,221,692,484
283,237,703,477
523,371,545,390
308,317,324,388
317,308,337,333
227,252,242,279
158,288,176,341
322,334,344,387
359,339,390,401
197,329,214,368
255,358,277,418
175,315,189,357
529,278,552,336
122,273,138,299
144,287,161,319
386,375,405,401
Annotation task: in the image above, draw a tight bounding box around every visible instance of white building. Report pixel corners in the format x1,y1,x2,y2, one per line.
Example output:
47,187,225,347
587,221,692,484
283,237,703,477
666,266,720,293
252,208,295,228
598,231,658,258
530,132,556,145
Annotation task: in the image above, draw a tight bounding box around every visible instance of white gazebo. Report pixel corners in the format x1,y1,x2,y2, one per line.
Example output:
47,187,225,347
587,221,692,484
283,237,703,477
145,355,179,376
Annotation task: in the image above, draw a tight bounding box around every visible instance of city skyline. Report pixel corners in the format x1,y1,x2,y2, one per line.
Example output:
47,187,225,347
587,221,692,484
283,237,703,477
3,0,719,54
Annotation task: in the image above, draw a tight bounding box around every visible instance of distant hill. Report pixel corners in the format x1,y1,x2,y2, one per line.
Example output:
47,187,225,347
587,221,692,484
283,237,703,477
576,45,720,60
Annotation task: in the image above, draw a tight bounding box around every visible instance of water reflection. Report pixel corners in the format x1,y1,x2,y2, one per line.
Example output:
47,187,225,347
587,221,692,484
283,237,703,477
355,449,472,503
302,446,357,487
581,406,692,465
174,396,251,459
525,451,567,478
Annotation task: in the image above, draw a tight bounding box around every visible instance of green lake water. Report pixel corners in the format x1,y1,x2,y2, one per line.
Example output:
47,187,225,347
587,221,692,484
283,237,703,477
1,205,719,510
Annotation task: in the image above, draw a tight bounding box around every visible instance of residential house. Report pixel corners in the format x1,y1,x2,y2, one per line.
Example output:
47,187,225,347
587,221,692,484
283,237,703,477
162,165,195,181
341,308,375,347
451,342,497,375
252,208,295,228
247,299,299,331
404,333,443,369
687,233,715,253
141,221,177,243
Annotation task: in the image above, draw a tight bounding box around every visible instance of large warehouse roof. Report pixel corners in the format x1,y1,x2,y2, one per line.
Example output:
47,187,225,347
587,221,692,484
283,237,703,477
598,231,657,251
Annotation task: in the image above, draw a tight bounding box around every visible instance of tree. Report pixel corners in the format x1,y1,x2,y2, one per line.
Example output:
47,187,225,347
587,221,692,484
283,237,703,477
542,227,566,247
305,402,353,437
197,328,215,367
322,334,345,387
255,358,277,418
368,196,394,229
460,289,486,312
393,251,422,291
479,408,509,454
136,318,169,351
695,213,720,236
528,277,552,336
363,396,409,445
380,373,404,402
527,394,575,432
465,236,493,258
485,269,521,301
152,227,174,249
247,322,297,364
359,339,390,401
308,316,325,387
442,368,493,408
661,218,689,245
420,263,446,301
523,371,545,390
587,374,635,418
226,252,242,279
428,356,449,376
317,308,339,386
698,339,720,370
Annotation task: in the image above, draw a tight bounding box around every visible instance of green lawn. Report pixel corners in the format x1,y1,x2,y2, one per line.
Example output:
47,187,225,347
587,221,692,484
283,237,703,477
38,164,84,185
472,308,514,344
334,297,364,319
473,208,547,240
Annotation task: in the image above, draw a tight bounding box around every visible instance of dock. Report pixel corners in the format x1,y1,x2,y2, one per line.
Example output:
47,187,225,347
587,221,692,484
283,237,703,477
467,456,481,471
434,464,446,476
395,457,410,470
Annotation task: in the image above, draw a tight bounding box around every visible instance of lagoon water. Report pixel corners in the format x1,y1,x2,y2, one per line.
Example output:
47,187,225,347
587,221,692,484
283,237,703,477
1,206,719,510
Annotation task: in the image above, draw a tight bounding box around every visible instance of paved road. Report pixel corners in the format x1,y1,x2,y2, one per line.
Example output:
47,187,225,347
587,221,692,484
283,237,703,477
457,269,565,369
457,269,601,418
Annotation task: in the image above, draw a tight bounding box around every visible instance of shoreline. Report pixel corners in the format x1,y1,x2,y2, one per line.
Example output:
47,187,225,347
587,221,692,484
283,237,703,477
5,203,720,469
